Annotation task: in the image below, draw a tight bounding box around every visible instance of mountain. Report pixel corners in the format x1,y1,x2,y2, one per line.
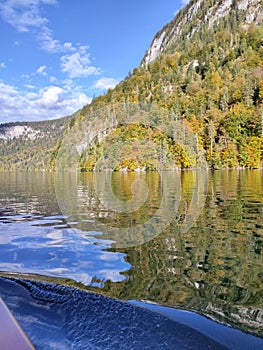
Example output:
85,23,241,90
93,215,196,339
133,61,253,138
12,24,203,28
142,0,263,66
0,116,72,171
1,0,263,170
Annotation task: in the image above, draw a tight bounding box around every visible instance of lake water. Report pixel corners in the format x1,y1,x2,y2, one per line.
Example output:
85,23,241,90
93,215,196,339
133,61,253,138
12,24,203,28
0,170,262,348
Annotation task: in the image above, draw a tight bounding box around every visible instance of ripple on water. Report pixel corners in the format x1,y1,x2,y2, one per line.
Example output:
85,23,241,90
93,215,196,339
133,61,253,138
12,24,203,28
0,213,130,286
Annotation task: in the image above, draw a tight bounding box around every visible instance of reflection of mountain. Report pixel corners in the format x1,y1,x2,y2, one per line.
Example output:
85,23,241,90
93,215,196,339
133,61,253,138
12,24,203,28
0,172,60,215
53,170,263,336
0,170,262,337
97,170,263,337
55,170,208,248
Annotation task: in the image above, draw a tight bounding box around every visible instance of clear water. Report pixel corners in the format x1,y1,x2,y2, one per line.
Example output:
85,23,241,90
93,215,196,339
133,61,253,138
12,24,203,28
0,170,262,346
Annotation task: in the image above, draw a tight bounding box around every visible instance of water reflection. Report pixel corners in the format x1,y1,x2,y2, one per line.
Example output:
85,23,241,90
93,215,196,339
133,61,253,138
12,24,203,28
101,170,263,336
0,172,130,285
0,170,262,337
55,170,207,247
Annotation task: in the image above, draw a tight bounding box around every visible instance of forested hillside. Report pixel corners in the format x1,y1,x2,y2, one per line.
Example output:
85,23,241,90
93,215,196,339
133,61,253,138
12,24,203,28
80,1,263,169
0,117,72,170
1,0,263,170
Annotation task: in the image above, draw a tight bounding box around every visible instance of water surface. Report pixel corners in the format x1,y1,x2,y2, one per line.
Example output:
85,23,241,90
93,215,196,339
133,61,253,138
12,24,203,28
0,170,262,346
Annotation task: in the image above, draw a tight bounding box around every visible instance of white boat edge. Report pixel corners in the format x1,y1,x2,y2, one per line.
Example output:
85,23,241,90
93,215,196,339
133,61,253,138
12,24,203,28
0,297,35,350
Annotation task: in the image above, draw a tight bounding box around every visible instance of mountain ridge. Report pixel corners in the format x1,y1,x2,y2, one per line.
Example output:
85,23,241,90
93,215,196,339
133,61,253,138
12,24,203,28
142,0,263,66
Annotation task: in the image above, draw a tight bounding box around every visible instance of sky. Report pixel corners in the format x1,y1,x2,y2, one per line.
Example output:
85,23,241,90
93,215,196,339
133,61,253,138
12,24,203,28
0,0,190,123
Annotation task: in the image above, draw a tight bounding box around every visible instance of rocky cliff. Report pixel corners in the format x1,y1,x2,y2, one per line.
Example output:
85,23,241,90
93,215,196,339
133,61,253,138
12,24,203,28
142,0,263,66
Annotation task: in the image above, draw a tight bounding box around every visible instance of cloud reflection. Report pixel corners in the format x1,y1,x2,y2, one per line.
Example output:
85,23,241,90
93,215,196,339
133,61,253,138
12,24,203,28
0,215,130,285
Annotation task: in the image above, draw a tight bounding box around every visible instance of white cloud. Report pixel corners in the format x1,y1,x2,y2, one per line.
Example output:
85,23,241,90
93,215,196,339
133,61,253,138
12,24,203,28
24,84,36,89
0,81,18,96
0,80,91,123
0,0,55,32
74,92,91,107
62,79,74,90
36,65,47,76
37,86,63,108
0,0,103,84
61,46,101,78
37,26,65,53
95,77,120,91
0,1,105,123
38,86,91,113
0,0,70,54
49,76,57,83
63,42,75,51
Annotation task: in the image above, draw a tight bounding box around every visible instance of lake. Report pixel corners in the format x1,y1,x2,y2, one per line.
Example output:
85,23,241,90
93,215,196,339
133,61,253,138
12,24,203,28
0,170,262,349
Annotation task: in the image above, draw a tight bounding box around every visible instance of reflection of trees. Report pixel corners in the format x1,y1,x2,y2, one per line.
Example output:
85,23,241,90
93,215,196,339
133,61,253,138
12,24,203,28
4,170,262,336
99,170,263,336
57,172,162,226
56,171,183,247
0,172,60,216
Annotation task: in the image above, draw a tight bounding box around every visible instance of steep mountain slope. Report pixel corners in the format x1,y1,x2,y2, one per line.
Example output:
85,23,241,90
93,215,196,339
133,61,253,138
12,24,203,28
142,0,263,66
0,116,72,170
77,0,263,170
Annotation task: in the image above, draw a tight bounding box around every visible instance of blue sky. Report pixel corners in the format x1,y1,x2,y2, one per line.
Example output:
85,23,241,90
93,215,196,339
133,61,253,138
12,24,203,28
0,0,189,123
